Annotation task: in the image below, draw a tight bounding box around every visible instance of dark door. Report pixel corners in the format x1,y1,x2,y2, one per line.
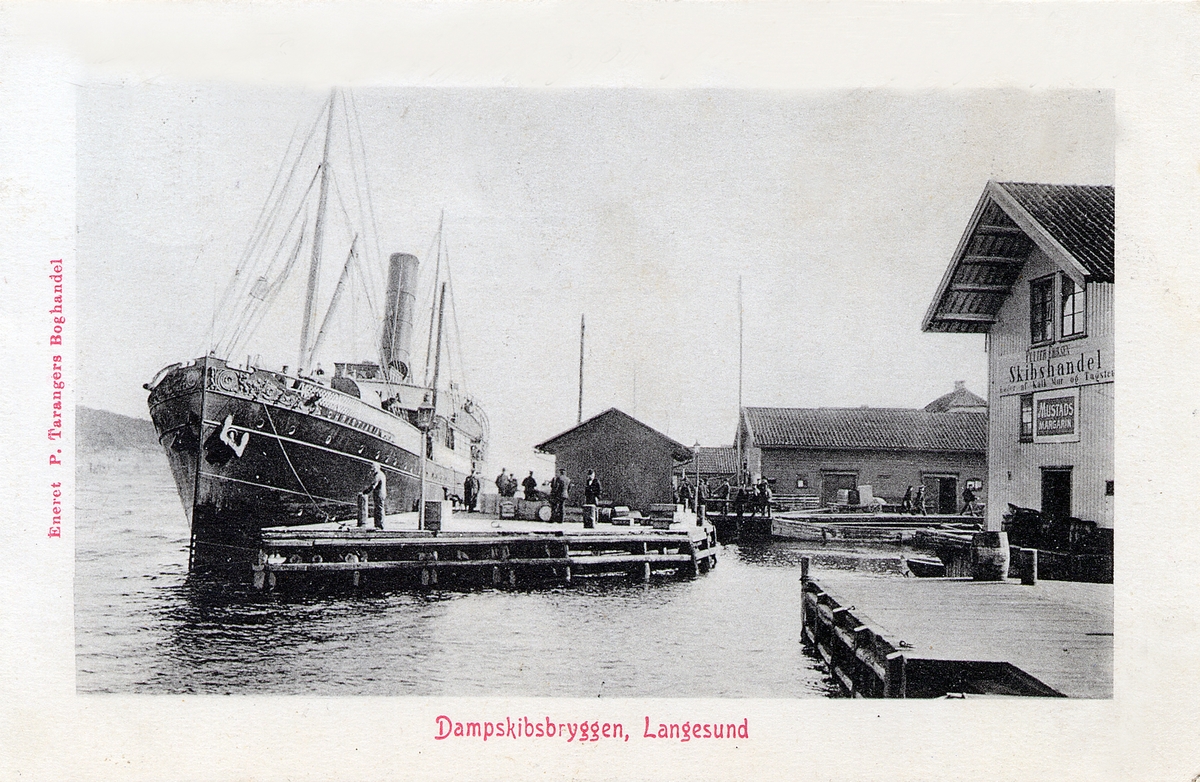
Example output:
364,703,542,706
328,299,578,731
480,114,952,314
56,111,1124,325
821,472,858,506
1041,468,1072,520
938,477,958,515
921,476,958,515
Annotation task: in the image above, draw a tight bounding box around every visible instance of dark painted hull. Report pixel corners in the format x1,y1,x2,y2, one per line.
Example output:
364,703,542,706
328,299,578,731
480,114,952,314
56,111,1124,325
148,357,468,569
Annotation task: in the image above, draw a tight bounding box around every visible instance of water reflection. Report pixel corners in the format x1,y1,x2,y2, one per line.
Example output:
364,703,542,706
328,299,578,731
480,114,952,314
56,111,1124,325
79,453,847,697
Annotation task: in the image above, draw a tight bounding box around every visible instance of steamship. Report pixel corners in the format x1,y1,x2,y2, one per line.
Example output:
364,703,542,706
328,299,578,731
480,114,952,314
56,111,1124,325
146,91,488,569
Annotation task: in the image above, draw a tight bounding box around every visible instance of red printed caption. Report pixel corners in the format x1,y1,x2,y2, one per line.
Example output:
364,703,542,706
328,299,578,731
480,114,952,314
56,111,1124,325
434,715,749,743
48,259,65,538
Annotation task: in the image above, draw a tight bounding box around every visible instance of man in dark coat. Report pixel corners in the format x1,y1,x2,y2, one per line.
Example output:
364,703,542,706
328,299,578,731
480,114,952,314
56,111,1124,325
463,471,480,512
677,479,693,511
522,471,539,501
549,468,571,523
584,469,602,506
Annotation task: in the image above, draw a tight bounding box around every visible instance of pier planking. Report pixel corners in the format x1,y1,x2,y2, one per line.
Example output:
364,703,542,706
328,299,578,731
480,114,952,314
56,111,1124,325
253,509,719,591
807,569,1112,698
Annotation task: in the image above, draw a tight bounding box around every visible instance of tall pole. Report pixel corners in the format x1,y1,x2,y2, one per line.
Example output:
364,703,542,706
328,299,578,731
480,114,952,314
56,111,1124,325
423,211,444,387
431,282,448,406
298,90,336,372
737,276,744,486
577,313,585,424
419,282,448,531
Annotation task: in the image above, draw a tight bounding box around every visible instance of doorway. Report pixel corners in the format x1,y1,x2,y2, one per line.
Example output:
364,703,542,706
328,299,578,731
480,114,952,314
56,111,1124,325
1041,468,1073,520
922,475,959,515
821,472,858,507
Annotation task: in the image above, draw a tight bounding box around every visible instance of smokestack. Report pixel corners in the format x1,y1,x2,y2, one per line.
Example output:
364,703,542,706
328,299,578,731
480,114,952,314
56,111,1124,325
381,253,419,380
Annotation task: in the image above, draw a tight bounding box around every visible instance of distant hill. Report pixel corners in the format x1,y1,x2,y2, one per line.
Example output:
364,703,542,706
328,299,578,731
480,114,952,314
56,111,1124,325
77,406,160,453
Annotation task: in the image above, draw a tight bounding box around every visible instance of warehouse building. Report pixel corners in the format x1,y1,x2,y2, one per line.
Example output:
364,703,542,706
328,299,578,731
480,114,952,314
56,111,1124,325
922,181,1114,532
737,383,988,513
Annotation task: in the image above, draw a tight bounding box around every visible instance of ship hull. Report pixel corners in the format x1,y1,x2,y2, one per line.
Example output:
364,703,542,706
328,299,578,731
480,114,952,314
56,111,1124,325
148,358,472,569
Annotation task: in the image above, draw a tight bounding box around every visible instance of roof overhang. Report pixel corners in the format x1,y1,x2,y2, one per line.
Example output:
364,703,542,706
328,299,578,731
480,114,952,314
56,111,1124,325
922,181,1092,334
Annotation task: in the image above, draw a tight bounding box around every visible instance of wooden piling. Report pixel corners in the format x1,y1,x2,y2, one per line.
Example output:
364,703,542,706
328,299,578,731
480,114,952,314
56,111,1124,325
256,520,719,592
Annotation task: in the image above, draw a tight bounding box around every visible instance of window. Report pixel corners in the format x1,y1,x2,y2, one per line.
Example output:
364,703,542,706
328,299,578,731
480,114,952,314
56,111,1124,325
1060,275,1086,338
1030,276,1055,344
1019,394,1034,442
445,427,456,450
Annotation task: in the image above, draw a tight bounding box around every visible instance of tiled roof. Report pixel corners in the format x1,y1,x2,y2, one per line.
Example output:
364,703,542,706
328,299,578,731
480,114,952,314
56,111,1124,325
997,182,1114,282
688,446,738,474
923,384,987,412
923,181,1114,334
742,407,986,453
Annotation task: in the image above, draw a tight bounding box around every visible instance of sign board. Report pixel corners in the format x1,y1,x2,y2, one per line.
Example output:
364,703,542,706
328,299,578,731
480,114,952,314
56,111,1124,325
997,342,1113,397
1033,387,1081,443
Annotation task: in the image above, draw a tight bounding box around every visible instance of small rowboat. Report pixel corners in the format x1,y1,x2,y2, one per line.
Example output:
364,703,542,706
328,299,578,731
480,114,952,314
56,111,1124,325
904,556,947,578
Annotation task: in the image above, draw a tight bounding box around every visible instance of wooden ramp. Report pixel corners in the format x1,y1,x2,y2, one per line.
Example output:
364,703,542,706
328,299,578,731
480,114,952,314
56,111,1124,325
803,568,1112,698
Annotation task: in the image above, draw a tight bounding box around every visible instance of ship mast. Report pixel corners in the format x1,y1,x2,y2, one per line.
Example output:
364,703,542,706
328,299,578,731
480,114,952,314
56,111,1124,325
423,211,445,387
297,90,337,372
430,281,448,405
736,275,744,486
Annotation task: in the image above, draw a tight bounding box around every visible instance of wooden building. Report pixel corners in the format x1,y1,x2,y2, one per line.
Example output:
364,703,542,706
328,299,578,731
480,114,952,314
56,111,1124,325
737,386,987,513
673,446,738,486
923,181,1114,532
535,408,694,513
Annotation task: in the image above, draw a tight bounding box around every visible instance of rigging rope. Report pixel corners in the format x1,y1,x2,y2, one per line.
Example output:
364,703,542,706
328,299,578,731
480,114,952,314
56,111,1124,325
216,100,326,327
262,402,333,522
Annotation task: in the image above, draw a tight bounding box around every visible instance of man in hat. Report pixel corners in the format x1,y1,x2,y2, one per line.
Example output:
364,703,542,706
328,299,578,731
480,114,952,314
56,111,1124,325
549,468,571,523
361,462,387,529
584,469,603,506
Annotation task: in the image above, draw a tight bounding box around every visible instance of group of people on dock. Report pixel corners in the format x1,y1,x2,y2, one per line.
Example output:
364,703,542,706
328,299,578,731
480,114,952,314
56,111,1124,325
676,476,773,518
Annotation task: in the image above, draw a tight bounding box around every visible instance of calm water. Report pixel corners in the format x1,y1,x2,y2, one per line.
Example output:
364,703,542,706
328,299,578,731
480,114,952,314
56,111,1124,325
76,451,908,697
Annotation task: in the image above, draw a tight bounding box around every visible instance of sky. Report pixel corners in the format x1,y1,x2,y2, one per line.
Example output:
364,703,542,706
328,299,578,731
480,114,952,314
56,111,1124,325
77,85,1114,476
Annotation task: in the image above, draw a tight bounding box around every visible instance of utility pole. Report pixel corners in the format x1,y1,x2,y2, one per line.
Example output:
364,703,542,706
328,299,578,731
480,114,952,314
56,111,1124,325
577,313,585,424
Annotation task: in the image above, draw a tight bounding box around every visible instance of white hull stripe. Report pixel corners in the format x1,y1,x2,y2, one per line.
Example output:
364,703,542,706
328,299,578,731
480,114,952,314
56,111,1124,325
202,417,427,481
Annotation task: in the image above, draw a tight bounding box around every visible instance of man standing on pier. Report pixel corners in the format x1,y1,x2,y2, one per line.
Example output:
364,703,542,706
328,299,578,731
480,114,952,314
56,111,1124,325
361,462,387,529
464,471,481,512
522,470,539,501
584,469,603,506
550,468,571,523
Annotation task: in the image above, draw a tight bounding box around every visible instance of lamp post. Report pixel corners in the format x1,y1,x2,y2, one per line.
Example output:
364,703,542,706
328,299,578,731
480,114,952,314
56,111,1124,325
416,396,436,530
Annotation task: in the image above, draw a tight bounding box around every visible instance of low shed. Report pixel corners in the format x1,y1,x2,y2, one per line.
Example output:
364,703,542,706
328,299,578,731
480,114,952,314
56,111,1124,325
535,408,694,513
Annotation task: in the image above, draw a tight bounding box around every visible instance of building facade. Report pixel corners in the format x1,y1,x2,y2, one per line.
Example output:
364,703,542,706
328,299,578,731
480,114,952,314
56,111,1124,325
923,181,1114,532
737,388,987,513
673,446,738,487
535,408,694,512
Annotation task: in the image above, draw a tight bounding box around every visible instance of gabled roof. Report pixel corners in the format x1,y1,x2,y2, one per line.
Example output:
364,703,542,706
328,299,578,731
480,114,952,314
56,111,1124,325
741,406,986,453
923,382,987,412
680,446,738,474
923,181,1114,334
535,407,694,462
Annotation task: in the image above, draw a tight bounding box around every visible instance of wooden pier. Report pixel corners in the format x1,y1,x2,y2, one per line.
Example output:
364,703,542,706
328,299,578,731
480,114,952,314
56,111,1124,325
773,512,983,545
801,559,1112,698
252,511,719,591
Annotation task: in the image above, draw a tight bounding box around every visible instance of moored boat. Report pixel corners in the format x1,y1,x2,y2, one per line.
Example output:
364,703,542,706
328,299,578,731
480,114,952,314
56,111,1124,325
146,91,488,569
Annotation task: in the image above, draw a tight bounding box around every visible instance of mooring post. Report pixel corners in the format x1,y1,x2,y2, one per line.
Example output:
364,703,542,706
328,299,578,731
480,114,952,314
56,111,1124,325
799,556,811,635
1021,547,1038,586
884,651,906,698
